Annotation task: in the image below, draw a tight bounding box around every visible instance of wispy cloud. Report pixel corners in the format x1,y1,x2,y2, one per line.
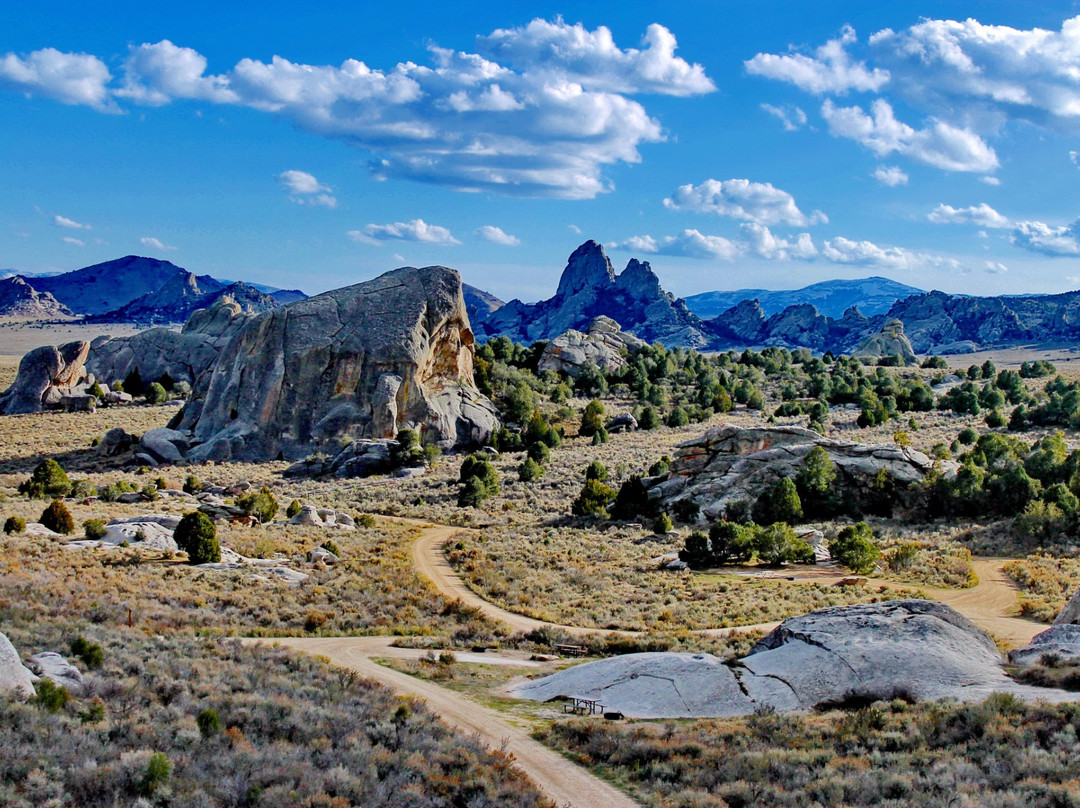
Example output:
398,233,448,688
474,225,521,246
277,170,337,207
348,218,460,246
928,203,1009,228
53,214,90,230
140,236,177,251
746,25,888,95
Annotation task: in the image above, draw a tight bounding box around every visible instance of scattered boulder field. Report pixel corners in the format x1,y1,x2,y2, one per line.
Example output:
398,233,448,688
512,600,1080,719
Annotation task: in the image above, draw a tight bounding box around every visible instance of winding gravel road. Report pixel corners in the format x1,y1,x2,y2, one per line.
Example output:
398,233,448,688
268,518,1047,808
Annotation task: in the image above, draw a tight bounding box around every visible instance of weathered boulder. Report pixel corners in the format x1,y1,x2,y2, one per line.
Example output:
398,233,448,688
59,394,97,413
26,652,84,695
854,318,918,365
647,424,955,521
138,428,190,465
0,340,90,414
308,546,339,565
180,266,497,462
0,631,37,700
1055,588,1080,626
605,412,638,434
1009,625,1080,667
513,600,1077,718
538,316,647,377
289,505,324,527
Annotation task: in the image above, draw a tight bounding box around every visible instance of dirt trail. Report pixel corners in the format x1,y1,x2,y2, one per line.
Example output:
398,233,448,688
260,636,639,808
264,521,1046,808
402,518,1047,646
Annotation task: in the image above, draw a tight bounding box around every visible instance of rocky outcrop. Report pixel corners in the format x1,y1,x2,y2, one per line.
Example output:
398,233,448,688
513,600,1077,718
854,318,917,365
1011,589,1080,666
647,424,954,521
479,241,710,348
0,340,90,414
0,276,72,320
0,631,37,700
538,316,646,377
176,265,497,463
25,652,84,695
86,297,254,389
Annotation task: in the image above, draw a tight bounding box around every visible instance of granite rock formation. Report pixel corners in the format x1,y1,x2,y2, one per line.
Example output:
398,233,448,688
854,318,917,365
513,600,1077,718
176,265,498,462
538,316,646,377
0,276,72,319
647,424,954,521
479,240,709,347
0,340,90,415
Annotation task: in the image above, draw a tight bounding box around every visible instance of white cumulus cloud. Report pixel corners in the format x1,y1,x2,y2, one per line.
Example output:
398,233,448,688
140,236,177,251
474,225,521,245
870,16,1080,132
1010,219,1080,255
664,178,827,227
821,98,998,173
62,236,85,246
872,165,908,186
821,236,962,271
740,223,816,260
53,215,90,230
477,18,715,96
928,203,1010,228
348,219,460,246
612,230,741,260
0,20,713,200
745,25,889,95
277,170,337,207
0,47,114,110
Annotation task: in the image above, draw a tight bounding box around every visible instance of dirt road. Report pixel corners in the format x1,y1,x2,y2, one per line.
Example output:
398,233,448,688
405,518,1047,646
268,521,1046,808
260,636,639,808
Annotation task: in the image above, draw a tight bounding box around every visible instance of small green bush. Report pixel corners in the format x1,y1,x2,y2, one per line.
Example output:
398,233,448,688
19,458,71,499
237,486,279,524
584,460,608,482
830,522,881,574
753,477,803,526
144,382,167,405
320,538,341,557
518,457,544,482
196,708,221,738
70,636,104,669
653,513,673,534
571,479,617,517
83,518,108,541
174,512,219,564
3,515,25,535
40,500,75,535
286,499,302,518
30,678,69,713
183,475,201,495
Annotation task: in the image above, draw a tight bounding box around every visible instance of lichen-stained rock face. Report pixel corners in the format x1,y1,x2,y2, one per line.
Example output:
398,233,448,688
0,340,90,414
182,265,498,462
854,317,918,365
538,316,647,377
0,631,37,700
648,423,955,520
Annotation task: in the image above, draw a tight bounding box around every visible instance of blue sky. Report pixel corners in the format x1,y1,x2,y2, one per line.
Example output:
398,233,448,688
4,1,1080,302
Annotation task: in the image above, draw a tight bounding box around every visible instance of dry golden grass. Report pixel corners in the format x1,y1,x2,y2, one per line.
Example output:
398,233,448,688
1003,554,1080,622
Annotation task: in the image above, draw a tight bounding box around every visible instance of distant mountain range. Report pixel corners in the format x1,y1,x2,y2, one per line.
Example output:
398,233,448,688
0,256,307,323
684,277,924,319
470,240,1080,355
